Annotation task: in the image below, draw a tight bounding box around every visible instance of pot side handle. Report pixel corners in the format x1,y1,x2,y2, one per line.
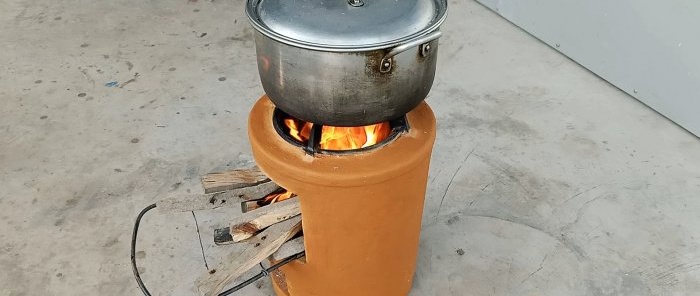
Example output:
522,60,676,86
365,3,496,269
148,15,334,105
380,30,443,73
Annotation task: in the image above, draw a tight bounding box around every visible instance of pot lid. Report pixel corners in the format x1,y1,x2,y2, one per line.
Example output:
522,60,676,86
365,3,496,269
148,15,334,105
246,0,448,51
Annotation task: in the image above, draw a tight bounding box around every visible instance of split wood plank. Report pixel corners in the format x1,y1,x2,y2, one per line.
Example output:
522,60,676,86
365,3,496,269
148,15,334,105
214,198,299,246
230,197,301,242
270,236,305,263
201,166,270,194
156,181,280,213
240,199,263,213
196,216,302,296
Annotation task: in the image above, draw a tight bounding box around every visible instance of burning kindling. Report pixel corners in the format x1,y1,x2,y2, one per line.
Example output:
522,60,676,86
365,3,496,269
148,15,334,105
284,115,392,151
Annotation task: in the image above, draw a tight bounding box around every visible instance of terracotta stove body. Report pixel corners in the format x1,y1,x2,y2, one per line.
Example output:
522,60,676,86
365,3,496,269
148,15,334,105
248,96,436,296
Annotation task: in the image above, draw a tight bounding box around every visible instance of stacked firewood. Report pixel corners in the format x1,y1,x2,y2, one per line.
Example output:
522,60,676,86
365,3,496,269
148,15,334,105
156,166,304,296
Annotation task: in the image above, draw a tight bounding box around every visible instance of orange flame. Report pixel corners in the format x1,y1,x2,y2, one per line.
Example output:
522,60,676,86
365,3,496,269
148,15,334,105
284,118,391,151
262,190,294,205
284,118,312,143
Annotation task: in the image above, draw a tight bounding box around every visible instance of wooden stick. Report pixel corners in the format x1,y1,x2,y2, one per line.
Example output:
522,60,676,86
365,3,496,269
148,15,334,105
196,216,302,296
214,199,291,246
201,166,270,194
240,199,262,213
156,181,280,213
230,198,301,242
270,236,305,263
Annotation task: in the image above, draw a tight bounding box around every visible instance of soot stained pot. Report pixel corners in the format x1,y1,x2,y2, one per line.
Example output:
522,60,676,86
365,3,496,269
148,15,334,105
246,0,448,126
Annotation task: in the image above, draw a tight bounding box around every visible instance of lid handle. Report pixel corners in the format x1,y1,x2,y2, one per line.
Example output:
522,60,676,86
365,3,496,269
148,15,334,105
348,0,364,7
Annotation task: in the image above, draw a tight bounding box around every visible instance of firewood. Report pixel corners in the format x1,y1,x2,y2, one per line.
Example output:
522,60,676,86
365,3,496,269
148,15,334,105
156,181,280,213
201,166,269,194
240,199,262,213
196,216,302,296
229,198,301,242
270,236,305,263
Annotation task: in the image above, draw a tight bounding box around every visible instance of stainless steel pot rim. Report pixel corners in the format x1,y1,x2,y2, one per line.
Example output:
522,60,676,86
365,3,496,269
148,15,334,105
245,0,448,52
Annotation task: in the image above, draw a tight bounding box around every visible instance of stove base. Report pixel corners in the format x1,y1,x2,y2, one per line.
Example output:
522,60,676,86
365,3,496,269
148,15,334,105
249,95,436,296
271,270,290,296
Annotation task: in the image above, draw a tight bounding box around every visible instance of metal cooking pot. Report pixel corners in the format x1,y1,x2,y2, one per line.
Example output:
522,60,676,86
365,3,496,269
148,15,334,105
246,0,448,126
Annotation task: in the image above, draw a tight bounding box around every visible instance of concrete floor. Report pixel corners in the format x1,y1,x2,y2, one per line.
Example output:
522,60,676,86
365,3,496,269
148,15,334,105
2,0,700,295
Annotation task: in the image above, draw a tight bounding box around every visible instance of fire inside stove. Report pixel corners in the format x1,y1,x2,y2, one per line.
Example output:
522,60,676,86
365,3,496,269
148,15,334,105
260,189,294,205
258,110,410,206
285,119,391,150
272,109,408,155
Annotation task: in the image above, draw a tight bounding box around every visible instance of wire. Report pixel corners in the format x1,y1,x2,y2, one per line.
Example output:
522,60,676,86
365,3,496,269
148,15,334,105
131,203,157,296
191,211,210,270
218,251,306,296
131,202,305,296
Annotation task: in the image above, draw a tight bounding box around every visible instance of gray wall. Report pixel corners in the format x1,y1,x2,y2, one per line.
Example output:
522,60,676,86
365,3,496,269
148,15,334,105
477,0,700,136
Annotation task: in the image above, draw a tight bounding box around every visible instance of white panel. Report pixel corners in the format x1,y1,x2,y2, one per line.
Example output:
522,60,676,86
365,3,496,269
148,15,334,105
477,0,700,136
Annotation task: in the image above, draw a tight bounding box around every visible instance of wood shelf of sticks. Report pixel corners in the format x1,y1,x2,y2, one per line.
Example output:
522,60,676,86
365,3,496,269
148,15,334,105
156,166,304,296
